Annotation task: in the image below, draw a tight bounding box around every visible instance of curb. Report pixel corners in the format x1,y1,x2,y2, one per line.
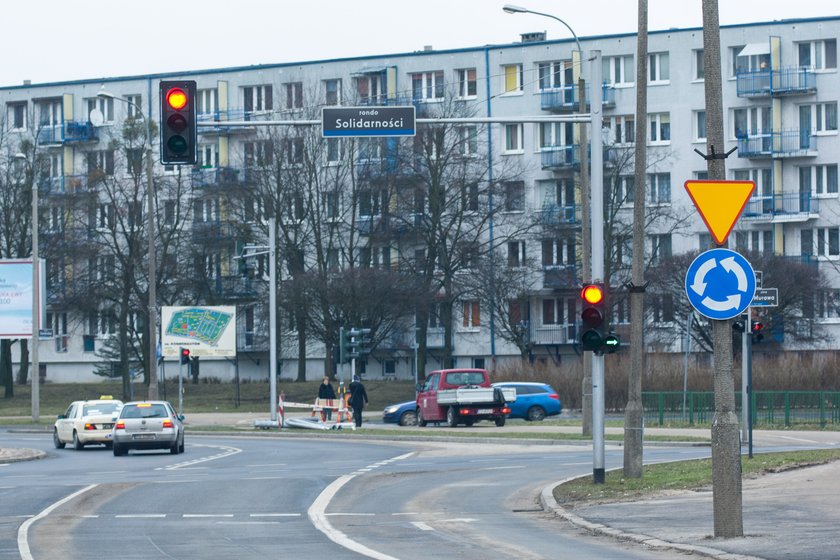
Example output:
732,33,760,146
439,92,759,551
0,448,47,464
538,476,765,560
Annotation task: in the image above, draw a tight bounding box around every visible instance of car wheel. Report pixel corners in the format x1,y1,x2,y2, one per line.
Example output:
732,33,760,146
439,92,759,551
179,436,185,454
417,408,427,427
72,431,84,450
399,410,417,427
53,429,65,449
446,406,459,427
527,406,547,422
495,416,506,427
113,444,125,456
170,439,180,454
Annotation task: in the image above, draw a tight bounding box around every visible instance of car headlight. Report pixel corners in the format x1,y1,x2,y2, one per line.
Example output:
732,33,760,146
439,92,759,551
385,406,398,414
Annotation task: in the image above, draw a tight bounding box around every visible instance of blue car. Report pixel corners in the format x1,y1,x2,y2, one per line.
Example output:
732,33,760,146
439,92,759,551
382,400,418,426
492,382,562,421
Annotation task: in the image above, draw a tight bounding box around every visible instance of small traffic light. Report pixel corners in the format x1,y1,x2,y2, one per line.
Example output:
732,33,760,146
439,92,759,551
580,284,607,353
160,80,197,165
339,327,349,364
732,320,745,333
180,347,191,365
752,321,765,344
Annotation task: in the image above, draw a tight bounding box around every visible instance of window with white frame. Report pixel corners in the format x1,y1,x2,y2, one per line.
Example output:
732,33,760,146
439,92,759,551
651,293,675,323
90,255,115,284
195,253,220,278
285,82,303,110
163,199,176,226
125,146,142,174
324,190,340,221
284,137,304,165
324,79,341,106
198,143,219,168
48,313,68,353
47,206,64,232
193,198,218,222
800,101,838,134
694,49,705,80
614,176,635,205
649,52,670,83
456,68,477,98
504,123,524,152
326,138,344,163
540,297,574,327
7,102,27,130
538,122,574,149
125,95,142,119
695,110,707,141
537,60,573,90
501,64,524,94
86,150,115,176
541,238,575,267
244,139,274,167
86,97,114,123
354,74,384,104
359,187,388,217
608,115,635,145
357,137,382,161
411,71,444,101
462,300,481,329
197,88,218,118
90,309,117,336
733,106,771,138
734,46,770,75
243,85,273,116
647,173,671,204
507,240,526,267
729,45,746,76
539,178,575,211
461,182,479,212
95,203,114,229
798,39,837,70
37,99,62,128
811,227,840,257
458,125,478,156
602,55,634,86
734,168,772,208
126,202,143,230
503,181,524,212
648,113,670,143
812,289,840,319
649,233,672,264
800,164,839,196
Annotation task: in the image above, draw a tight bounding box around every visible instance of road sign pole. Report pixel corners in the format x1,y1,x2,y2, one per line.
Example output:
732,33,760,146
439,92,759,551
741,308,749,443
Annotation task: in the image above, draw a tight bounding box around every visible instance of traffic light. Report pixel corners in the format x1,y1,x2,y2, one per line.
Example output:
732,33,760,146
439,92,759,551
339,327,372,363
160,80,197,165
732,319,746,333
180,347,191,365
580,283,607,353
751,321,765,344
339,327,349,364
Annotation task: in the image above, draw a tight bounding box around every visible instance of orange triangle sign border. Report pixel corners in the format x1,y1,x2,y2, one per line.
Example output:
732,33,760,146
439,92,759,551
684,180,756,245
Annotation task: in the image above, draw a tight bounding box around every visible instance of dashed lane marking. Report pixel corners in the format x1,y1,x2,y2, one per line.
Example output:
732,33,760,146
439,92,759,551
411,521,434,531
156,444,241,471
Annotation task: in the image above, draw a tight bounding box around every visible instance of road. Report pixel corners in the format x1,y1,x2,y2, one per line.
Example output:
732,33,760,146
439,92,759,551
0,428,719,560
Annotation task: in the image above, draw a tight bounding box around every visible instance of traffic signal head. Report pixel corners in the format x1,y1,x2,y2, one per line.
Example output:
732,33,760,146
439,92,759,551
160,80,197,165
732,320,745,333
180,347,191,364
752,321,765,343
580,283,607,353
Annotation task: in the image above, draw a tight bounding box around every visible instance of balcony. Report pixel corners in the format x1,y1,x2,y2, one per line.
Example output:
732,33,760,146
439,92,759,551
197,109,258,134
36,121,99,145
741,192,820,223
736,67,817,98
539,203,578,227
209,275,259,300
191,167,245,188
192,221,236,243
529,323,578,346
38,175,98,196
540,145,580,170
540,83,616,112
543,265,578,290
737,130,817,158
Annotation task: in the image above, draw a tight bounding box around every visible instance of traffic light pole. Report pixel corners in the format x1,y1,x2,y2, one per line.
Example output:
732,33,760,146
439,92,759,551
589,50,605,484
269,216,278,423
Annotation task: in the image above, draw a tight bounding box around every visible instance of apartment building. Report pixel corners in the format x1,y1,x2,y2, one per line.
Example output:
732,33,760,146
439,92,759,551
1,16,838,382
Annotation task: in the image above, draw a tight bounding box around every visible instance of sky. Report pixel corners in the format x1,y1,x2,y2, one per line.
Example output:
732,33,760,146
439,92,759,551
2,0,838,87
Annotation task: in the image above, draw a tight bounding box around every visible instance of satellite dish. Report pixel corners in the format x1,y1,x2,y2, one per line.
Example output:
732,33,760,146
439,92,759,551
89,109,104,126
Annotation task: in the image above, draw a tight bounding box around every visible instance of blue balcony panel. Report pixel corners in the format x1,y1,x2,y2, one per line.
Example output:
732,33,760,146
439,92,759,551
736,130,817,158
539,203,578,226
741,193,819,223
37,122,99,145
541,145,580,170
540,83,615,112
543,265,578,289
736,67,817,98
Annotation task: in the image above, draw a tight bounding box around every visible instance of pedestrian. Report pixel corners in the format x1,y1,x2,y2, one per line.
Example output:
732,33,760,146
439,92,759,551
318,376,336,421
348,375,368,428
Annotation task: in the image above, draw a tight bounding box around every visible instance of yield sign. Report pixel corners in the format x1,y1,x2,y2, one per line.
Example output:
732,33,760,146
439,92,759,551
684,180,755,245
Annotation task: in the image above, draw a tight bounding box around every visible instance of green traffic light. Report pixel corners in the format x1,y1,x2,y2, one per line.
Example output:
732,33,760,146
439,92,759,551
581,329,603,351
167,135,188,154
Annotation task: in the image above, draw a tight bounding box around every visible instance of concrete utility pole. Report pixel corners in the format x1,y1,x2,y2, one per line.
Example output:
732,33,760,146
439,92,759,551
624,0,648,478
701,0,744,537
579,78,592,437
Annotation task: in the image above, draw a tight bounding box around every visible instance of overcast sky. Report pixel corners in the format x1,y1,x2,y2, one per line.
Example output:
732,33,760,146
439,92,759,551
2,0,838,87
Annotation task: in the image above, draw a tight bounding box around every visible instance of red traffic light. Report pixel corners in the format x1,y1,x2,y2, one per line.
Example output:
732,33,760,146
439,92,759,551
180,347,191,364
581,284,604,305
166,88,188,110
751,321,764,333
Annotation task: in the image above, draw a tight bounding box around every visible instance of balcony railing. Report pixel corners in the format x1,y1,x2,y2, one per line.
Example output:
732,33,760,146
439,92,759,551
191,221,236,242
742,192,819,221
529,323,578,346
543,265,578,289
191,167,244,188
539,203,578,226
540,83,615,112
36,121,99,145
736,67,817,98
540,145,580,169
736,130,817,158
210,275,258,300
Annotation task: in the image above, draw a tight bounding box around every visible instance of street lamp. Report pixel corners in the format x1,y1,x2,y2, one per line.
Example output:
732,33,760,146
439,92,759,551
15,152,40,421
502,4,582,53
98,89,159,400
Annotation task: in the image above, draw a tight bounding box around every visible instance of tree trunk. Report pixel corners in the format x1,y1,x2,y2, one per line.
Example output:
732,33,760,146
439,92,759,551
17,339,29,385
1,340,12,398
295,311,307,382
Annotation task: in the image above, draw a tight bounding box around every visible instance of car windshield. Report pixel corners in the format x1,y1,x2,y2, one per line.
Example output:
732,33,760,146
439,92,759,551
121,404,168,419
83,403,120,416
445,372,485,386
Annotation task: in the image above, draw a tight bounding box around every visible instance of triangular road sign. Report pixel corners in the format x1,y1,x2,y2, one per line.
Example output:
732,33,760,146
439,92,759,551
684,180,755,245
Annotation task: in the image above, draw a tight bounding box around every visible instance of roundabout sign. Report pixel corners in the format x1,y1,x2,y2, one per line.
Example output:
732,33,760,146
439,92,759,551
685,248,756,320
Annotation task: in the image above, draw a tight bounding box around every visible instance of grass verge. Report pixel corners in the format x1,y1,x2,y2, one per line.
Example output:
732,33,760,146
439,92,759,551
553,448,840,506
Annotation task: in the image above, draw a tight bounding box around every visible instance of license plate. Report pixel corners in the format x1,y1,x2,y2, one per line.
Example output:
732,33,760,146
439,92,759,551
133,433,155,440
477,409,492,414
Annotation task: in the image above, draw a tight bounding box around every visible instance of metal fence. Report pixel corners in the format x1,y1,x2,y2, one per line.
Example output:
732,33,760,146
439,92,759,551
642,391,840,427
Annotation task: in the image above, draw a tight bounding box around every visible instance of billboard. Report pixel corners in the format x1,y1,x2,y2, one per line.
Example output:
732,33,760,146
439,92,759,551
160,306,236,358
0,260,45,339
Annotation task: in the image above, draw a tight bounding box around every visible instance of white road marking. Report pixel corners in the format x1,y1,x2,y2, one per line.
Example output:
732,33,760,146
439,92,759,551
442,518,477,523
481,465,525,471
392,512,419,516
308,452,414,560
325,513,375,517
411,521,435,531
246,463,287,467
244,476,287,481
115,514,166,518
81,515,99,519
183,514,234,518
89,471,128,475
250,513,301,518
777,435,822,444
156,444,241,471
152,479,199,484
18,484,98,560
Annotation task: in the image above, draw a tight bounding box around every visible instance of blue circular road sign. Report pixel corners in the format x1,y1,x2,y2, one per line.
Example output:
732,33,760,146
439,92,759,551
684,248,756,320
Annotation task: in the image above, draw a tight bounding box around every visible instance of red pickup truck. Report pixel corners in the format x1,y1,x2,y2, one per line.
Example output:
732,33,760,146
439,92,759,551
416,369,515,427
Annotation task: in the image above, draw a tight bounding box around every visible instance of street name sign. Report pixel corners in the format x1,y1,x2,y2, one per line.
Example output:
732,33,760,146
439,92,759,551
685,248,756,320
751,287,779,308
322,106,416,138
684,180,755,245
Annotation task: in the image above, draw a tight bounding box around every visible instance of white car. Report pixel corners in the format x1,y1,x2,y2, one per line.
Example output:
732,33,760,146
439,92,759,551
54,398,123,450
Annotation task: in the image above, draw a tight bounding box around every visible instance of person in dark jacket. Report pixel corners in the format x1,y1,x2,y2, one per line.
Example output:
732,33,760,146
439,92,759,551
318,376,336,421
348,375,368,427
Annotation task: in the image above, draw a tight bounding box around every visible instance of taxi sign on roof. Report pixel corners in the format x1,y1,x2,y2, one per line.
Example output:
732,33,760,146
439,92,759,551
684,180,755,245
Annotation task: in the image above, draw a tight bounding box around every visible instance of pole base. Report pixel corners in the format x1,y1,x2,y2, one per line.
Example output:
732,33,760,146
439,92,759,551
593,468,605,484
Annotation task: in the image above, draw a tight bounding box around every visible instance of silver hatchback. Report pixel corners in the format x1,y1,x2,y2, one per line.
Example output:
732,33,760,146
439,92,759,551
112,401,185,456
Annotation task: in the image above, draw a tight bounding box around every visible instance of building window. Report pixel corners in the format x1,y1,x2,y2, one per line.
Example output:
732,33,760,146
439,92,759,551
507,240,526,267
243,85,273,117
651,294,675,323
359,187,388,217
647,173,671,204
538,122,574,149
90,310,117,336
649,234,672,264
734,45,770,76
540,298,574,327
694,49,705,80
357,138,382,161
501,64,524,94
355,74,384,104
456,68,477,98
461,182,479,212
539,178,575,210
614,176,635,205
284,137,304,165
193,198,218,223
8,102,27,130
324,190,340,221
733,106,771,139
411,71,444,101
125,148,143,176
163,200,175,226
95,203,114,229
86,150,115,176
458,126,478,156
798,39,837,70
807,227,840,257
695,110,707,142
324,79,341,106
462,300,480,328
86,97,114,123
541,238,575,267
503,181,524,212
801,102,838,134
326,138,344,163
504,123,524,152
195,254,220,279
537,60,572,91
607,115,635,145
244,140,274,167
198,143,219,168
649,113,670,143
801,164,839,196
285,82,303,110
602,55,634,86
197,88,218,118
649,52,670,83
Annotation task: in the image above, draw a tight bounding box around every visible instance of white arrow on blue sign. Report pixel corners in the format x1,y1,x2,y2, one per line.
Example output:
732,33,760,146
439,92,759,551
684,248,756,320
